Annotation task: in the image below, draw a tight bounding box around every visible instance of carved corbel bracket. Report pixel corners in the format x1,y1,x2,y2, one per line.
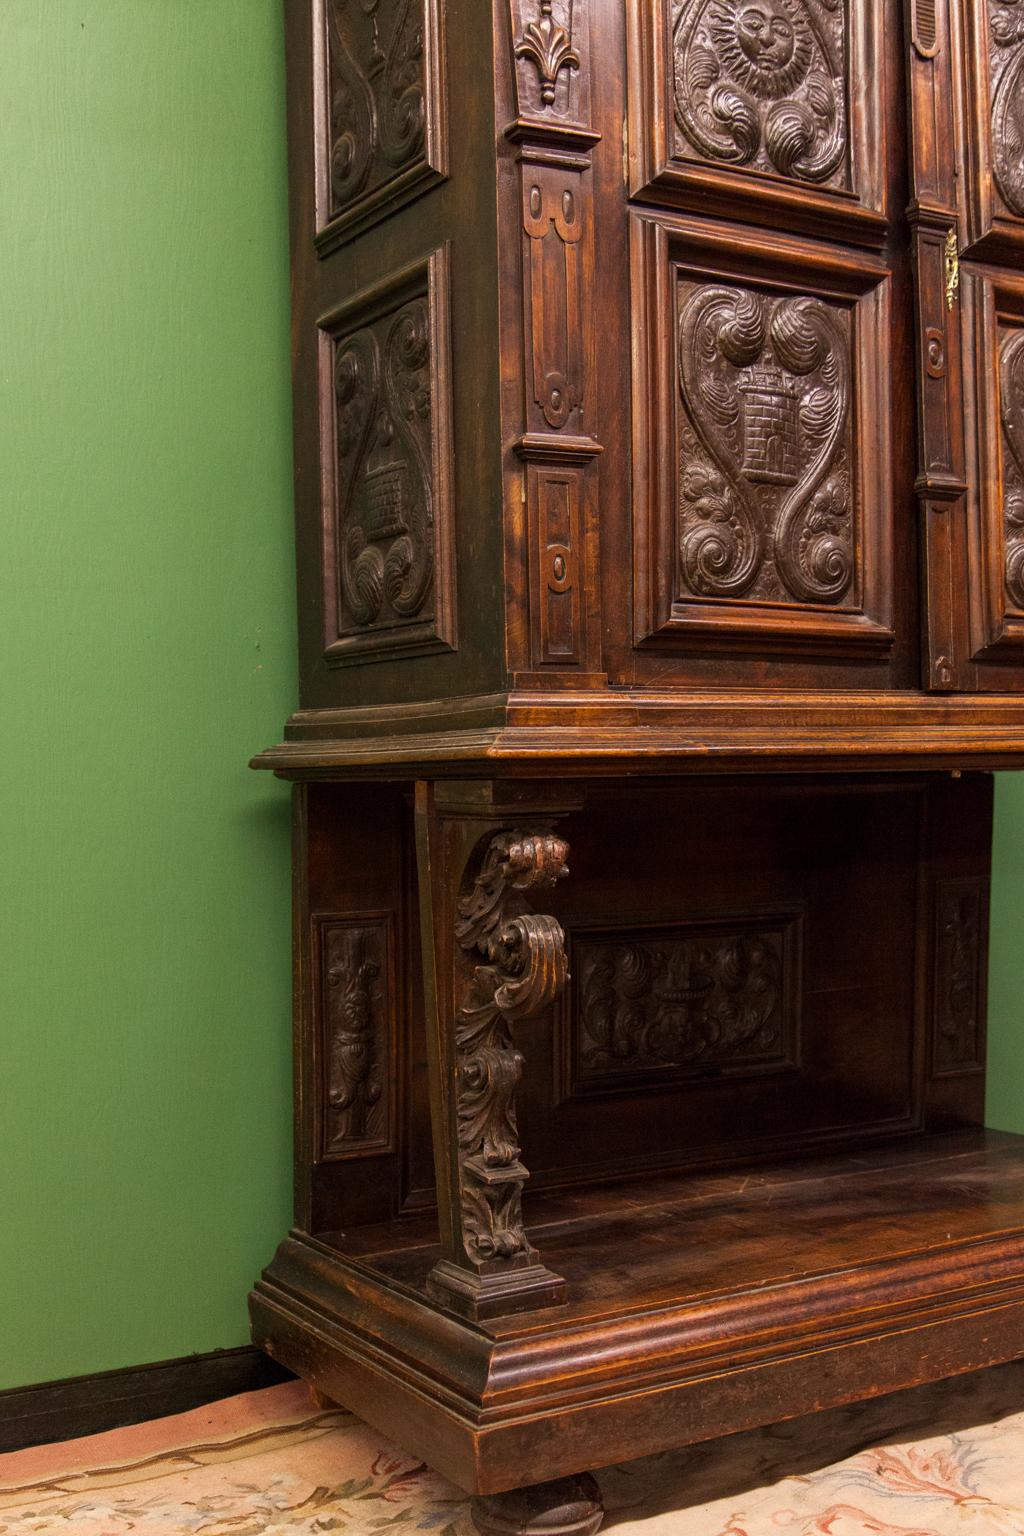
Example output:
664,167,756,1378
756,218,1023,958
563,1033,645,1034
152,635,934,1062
416,785,576,1319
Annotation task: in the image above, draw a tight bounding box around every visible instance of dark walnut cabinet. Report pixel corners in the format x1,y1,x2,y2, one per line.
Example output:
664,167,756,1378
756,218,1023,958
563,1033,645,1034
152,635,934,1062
249,3,1024,1530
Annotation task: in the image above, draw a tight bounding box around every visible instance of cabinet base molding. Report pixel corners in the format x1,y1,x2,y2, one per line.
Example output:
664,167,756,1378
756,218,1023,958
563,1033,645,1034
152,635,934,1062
250,1132,1024,1497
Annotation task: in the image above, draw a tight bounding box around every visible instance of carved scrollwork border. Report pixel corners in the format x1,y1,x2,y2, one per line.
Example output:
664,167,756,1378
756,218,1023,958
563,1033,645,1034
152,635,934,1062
313,0,449,254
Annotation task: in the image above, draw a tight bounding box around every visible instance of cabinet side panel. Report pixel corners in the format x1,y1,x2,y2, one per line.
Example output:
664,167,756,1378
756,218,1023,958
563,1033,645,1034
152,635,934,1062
301,783,432,1233
284,0,507,712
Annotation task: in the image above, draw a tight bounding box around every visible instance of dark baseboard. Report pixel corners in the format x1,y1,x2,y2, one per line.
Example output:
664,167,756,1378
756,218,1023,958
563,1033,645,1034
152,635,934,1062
0,1346,295,1454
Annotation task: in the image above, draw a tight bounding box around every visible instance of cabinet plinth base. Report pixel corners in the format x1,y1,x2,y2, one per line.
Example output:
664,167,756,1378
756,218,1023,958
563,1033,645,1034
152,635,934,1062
250,1132,1024,1496
426,1257,567,1321
471,1476,604,1536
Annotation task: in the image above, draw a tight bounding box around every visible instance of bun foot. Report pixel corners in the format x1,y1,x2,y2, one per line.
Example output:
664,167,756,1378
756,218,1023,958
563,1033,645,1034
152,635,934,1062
470,1474,604,1536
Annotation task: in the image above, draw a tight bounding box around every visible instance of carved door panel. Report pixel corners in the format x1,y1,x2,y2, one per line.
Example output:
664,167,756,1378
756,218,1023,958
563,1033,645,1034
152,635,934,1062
951,2,1024,689
631,214,894,657
959,0,1024,260
629,0,887,246
623,0,912,685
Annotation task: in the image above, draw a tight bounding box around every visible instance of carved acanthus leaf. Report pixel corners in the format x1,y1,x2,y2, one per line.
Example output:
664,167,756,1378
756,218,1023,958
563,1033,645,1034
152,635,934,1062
514,1,580,107
453,831,569,1265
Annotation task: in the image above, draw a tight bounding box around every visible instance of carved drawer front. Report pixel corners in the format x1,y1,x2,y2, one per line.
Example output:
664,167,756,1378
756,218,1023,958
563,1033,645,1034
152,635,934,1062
314,0,448,251
631,212,893,656
564,912,802,1101
629,0,886,244
318,249,456,665
313,913,397,1161
960,0,1024,255
963,271,1024,666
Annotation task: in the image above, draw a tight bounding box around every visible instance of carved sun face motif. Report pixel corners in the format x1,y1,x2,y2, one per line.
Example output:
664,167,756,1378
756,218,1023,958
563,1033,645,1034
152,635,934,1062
707,0,813,99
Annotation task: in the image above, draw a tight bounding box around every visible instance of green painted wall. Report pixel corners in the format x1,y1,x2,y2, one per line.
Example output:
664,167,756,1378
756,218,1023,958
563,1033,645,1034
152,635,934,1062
0,1,295,1390
987,777,1024,1132
1,0,1022,1397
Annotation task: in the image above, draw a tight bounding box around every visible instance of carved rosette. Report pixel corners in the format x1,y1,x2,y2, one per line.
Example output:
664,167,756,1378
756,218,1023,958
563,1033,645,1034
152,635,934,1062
989,0,1024,218
672,0,849,188
452,831,569,1267
1001,328,1024,609
677,283,854,605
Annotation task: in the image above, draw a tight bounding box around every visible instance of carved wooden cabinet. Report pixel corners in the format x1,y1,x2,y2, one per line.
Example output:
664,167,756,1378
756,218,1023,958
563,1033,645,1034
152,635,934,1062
250,2,1024,1530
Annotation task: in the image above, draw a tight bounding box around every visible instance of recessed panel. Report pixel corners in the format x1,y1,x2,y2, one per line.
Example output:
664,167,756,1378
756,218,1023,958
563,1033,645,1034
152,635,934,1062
318,250,456,665
962,270,1024,672
673,0,851,189
629,0,886,243
314,0,448,251
631,212,893,658
566,912,802,1100
960,1,1024,255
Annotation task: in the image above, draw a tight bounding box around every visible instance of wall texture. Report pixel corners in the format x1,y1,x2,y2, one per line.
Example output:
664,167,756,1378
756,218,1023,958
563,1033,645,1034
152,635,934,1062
0,1,295,1389
0,0,1021,1396
987,777,1024,1133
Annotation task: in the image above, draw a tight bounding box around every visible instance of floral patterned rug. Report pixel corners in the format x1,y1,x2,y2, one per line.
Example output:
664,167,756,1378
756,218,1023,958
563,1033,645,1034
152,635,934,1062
2,1361,1024,1535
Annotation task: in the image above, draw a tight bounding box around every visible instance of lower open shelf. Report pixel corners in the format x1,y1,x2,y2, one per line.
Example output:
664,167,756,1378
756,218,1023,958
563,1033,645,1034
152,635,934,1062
250,1131,1024,1495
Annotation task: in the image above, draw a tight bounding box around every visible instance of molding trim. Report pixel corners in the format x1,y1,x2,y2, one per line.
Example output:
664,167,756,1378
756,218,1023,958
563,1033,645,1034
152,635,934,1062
0,1346,293,1454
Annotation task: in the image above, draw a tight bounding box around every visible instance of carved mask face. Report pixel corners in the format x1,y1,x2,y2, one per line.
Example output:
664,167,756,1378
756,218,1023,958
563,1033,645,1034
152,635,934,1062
706,0,812,99
736,3,795,69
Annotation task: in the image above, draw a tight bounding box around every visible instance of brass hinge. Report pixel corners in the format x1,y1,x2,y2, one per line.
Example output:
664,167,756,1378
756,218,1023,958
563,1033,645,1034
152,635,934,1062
622,117,629,185
944,227,960,310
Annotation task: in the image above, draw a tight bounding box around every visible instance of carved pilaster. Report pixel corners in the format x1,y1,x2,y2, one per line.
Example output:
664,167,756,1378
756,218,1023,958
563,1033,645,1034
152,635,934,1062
416,783,578,1319
503,0,604,685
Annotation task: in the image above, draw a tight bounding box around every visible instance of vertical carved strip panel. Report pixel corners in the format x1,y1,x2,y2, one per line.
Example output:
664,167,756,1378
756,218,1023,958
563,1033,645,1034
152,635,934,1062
932,879,985,1076
315,915,395,1160
506,1,605,680
522,166,585,433
1001,327,1024,611
530,464,582,663
315,0,448,251
319,249,456,665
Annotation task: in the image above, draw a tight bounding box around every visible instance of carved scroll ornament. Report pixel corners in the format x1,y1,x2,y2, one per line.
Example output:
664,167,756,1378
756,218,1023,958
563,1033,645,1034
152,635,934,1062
453,831,569,1265
333,297,435,634
677,284,853,605
327,0,427,214
672,0,849,186
1001,329,1024,609
989,0,1024,218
